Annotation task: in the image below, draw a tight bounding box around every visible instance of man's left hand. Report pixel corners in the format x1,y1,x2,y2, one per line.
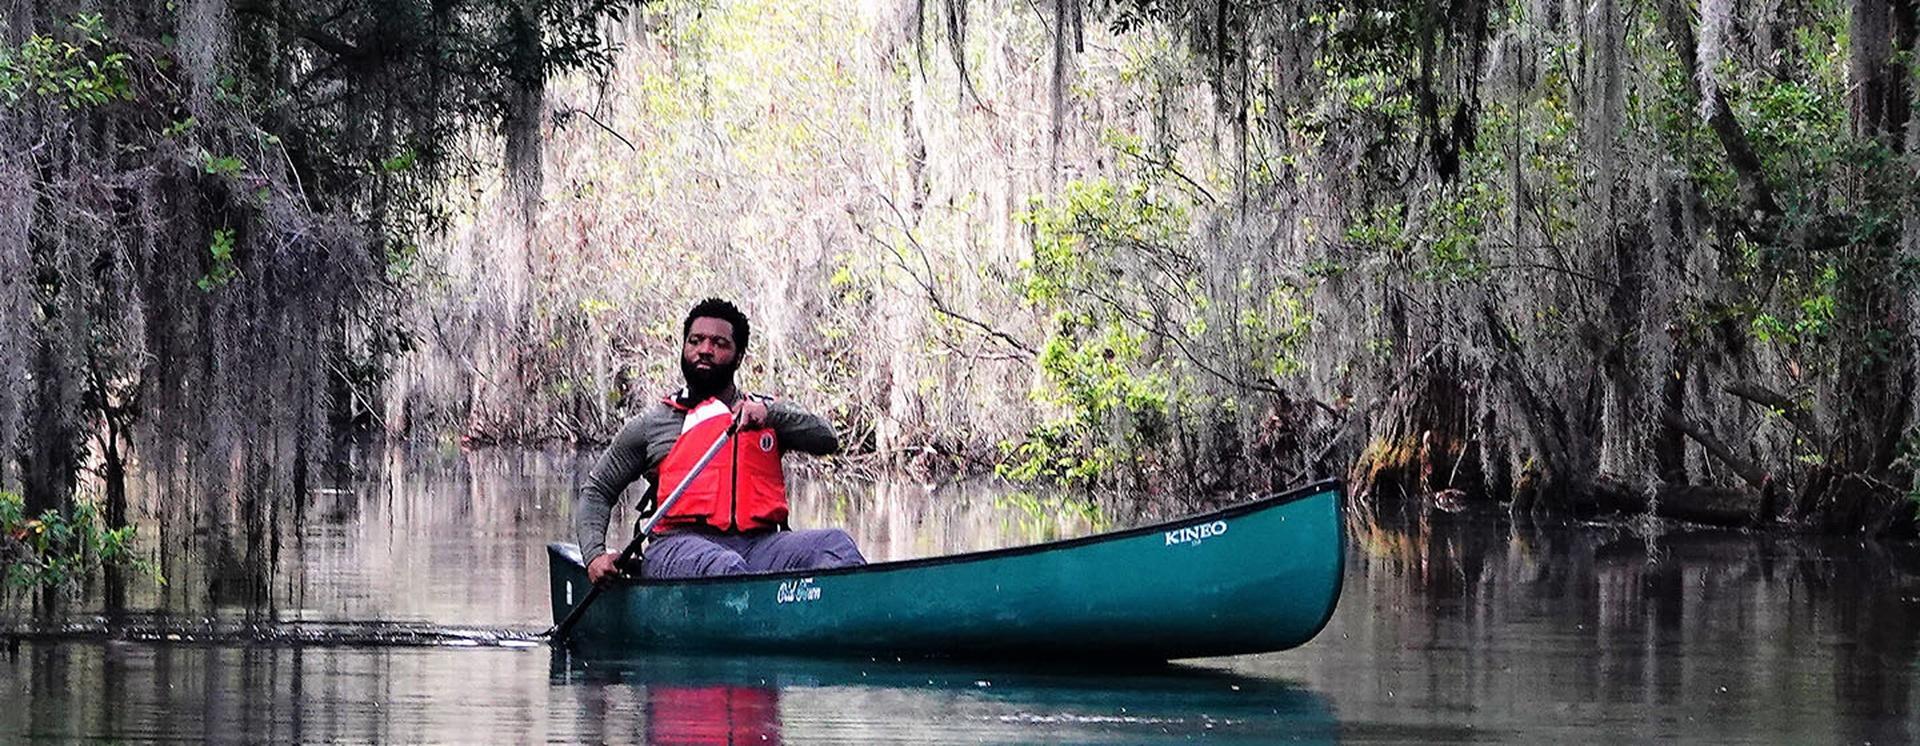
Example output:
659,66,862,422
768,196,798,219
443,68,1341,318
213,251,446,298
732,399,769,430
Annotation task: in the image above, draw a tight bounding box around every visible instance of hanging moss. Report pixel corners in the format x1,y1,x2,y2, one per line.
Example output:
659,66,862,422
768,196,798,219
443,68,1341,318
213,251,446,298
0,1,635,582
888,1,1916,532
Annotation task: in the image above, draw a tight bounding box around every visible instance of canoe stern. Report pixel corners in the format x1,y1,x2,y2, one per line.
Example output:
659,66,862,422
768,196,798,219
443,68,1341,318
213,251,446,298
548,542,590,629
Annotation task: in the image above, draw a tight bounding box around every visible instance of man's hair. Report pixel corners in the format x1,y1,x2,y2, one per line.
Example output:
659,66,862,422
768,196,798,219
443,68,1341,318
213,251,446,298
683,297,750,353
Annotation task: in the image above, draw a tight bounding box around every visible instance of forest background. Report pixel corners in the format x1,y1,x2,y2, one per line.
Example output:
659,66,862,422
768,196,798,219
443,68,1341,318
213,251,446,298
3,0,1918,586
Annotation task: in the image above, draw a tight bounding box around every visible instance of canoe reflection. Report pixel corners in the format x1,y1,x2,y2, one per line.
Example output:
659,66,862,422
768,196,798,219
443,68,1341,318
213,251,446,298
551,649,1338,745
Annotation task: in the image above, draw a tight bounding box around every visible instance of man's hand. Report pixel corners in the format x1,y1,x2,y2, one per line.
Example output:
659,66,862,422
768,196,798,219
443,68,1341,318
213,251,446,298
732,398,769,430
587,552,625,584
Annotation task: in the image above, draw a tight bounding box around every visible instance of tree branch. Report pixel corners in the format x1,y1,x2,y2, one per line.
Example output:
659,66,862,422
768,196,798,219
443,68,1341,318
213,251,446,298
1111,146,1216,204
1075,281,1289,397
1723,380,1824,441
1660,407,1769,490
552,106,637,151
1657,0,1781,219
869,195,1037,357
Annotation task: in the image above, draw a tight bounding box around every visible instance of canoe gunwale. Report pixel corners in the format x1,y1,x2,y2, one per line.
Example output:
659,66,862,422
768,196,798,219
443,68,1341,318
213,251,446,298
552,477,1343,588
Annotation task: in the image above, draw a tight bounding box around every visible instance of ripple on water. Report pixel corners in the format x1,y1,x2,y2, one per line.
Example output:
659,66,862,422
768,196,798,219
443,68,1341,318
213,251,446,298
2,616,550,649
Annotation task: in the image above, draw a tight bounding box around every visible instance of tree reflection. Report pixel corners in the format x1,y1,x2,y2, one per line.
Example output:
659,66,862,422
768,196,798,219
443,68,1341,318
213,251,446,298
1343,497,1920,742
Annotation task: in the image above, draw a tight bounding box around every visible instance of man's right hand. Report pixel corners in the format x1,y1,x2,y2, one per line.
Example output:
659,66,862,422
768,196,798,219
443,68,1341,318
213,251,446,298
587,552,624,584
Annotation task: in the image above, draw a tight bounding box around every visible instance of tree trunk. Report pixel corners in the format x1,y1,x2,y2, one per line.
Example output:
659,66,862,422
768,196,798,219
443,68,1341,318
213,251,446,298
22,330,80,517
103,424,127,529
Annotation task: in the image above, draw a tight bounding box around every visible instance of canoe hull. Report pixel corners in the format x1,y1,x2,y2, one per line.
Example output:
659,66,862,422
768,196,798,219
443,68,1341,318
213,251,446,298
550,479,1344,660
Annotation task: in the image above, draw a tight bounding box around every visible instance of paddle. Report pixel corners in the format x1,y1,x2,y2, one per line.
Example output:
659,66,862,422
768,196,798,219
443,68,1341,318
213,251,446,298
547,416,737,643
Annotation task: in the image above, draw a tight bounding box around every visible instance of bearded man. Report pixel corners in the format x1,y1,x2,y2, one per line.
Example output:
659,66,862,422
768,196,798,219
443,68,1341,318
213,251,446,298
574,298,866,581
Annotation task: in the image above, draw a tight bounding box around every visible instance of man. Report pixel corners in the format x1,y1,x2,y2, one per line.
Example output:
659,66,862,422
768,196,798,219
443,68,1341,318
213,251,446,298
575,298,866,582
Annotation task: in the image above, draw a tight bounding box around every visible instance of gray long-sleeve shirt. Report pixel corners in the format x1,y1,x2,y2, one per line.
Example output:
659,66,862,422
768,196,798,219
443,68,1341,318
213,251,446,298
573,389,840,558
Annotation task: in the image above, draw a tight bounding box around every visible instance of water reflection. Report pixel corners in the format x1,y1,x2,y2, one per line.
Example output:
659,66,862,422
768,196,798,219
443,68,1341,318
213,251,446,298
1287,500,1920,743
552,651,1337,744
7,641,562,743
0,644,1334,743
3,446,1918,742
644,684,780,746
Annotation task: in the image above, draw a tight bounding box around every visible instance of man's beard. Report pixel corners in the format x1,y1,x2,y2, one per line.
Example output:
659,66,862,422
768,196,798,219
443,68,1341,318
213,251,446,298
681,357,739,401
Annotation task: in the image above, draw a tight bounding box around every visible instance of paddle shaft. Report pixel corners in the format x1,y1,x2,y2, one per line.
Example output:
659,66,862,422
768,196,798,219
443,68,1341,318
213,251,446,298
548,419,735,641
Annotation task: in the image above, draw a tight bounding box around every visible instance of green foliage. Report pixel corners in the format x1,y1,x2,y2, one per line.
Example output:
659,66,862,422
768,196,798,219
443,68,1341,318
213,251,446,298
1343,203,1409,256
0,491,162,592
1004,176,1198,489
1416,178,1502,281
1241,285,1313,379
1748,264,1838,347
998,421,1114,486
161,116,196,138
1649,46,1738,206
1735,11,1853,214
380,149,419,174
218,0,639,241
1020,177,1190,304
199,149,246,177
994,490,1109,542
1306,5,1421,80
196,228,239,291
1038,317,1169,423
1646,7,1909,384
0,13,134,109
384,240,420,284
996,316,1170,490
1346,193,1467,277
0,0,651,557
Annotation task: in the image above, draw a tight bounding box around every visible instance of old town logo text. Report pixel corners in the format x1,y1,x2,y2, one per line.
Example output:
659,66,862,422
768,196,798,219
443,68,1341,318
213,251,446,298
776,578,821,604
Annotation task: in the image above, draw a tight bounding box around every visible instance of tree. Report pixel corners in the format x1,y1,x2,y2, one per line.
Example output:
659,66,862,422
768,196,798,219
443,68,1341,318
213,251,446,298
0,0,635,563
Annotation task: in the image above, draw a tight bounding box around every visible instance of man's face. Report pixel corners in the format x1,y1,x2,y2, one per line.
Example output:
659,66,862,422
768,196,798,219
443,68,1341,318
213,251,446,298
681,316,740,392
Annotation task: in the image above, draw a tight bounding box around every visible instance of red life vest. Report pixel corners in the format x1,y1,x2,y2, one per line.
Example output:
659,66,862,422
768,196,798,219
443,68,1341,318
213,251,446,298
656,396,788,532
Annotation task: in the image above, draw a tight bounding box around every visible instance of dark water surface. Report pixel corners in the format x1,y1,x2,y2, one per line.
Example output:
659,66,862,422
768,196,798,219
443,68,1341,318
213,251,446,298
4,447,1918,743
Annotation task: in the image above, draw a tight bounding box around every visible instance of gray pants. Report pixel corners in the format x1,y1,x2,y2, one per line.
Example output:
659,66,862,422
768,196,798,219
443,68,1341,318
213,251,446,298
640,528,866,579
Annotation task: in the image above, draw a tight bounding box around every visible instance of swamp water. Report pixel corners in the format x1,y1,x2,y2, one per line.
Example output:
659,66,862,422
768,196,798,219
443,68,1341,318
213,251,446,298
3,447,1917,743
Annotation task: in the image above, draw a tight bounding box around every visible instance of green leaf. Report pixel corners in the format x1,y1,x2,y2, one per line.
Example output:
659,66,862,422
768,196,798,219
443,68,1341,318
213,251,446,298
200,150,245,177
381,149,418,173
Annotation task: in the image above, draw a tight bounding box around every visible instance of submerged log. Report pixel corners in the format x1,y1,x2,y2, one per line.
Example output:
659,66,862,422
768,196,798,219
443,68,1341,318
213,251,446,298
1549,469,1917,535
1560,475,1762,527
1649,484,1767,526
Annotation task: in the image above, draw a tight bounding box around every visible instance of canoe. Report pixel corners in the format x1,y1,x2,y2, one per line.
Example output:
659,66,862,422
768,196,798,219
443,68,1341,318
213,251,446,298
547,478,1345,660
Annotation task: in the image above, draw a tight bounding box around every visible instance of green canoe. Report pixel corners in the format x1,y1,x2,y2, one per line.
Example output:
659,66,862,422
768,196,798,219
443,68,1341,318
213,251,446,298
548,478,1345,660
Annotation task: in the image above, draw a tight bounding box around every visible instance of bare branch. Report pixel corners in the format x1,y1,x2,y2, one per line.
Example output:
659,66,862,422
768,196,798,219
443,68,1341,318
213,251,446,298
869,195,1037,357
1660,408,1770,490
552,106,637,152
1111,146,1217,204
1723,380,1824,441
